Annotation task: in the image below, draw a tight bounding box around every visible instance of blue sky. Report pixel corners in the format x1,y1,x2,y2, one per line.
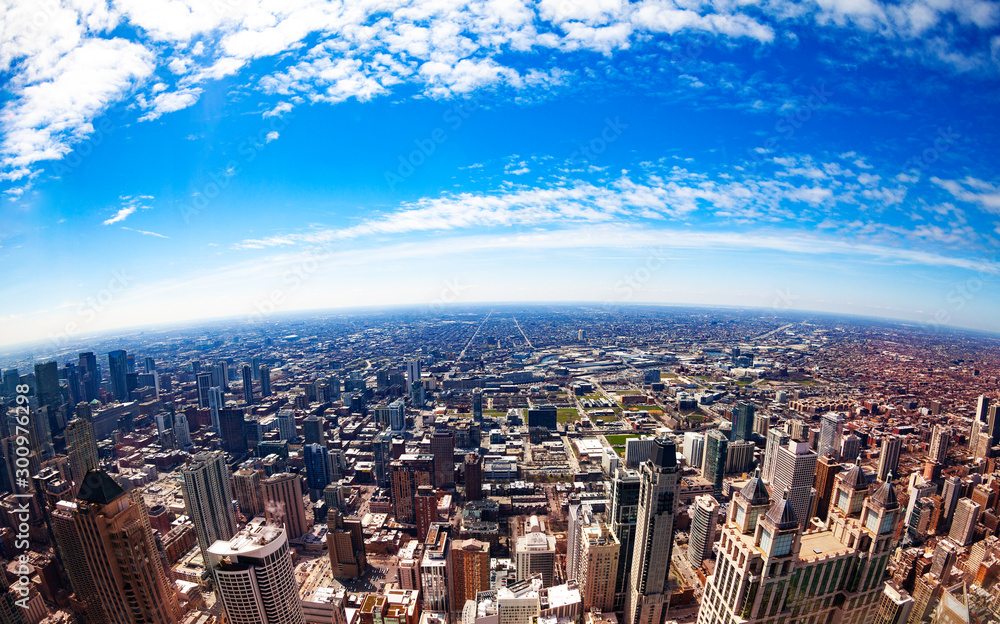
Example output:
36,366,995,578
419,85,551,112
2,0,1000,347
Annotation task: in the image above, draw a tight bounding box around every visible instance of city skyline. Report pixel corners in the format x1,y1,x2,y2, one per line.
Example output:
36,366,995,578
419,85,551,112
3,1,1000,344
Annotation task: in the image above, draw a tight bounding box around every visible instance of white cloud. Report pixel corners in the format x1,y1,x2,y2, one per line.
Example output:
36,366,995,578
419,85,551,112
121,226,170,238
103,205,137,225
931,176,1000,214
139,87,203,121
265,131,279,142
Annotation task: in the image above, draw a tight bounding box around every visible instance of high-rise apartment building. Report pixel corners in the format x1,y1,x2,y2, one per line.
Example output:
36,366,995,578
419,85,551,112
819,412,845,459
421,524,450,612
682,432,704,471
65,417,98,489
73,470,181,624
702,429,728,498
79,352,101,402
472,389,483,424
390,454,434,523
761,427,790,484
516,516,556,588
260,364,272,397
578,521,620,612
451,539,490,613
431,429,455,488
242,364,254,405
181,451,238,558
50,500,109,624
625,436,681,624
208,517,305,624
732,401,754,442
688,495,719,568
928,425,950,464
303,416,324,445
872,582,915,624
304,444,331,493
813,455,842,522
262,473,309,540
327,509,367,579
196,372,212,409
233,468,265,519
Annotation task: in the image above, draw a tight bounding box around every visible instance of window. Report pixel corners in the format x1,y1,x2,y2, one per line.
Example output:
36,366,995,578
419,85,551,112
771,533,794,557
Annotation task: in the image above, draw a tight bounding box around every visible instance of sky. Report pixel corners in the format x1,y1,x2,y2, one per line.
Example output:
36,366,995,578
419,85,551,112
2,0,1000,348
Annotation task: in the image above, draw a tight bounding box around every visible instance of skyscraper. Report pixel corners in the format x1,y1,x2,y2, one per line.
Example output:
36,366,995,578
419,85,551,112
79,352,101,402
988,403,1000,447
65,417,98,489
431,429,455,488
732,401,754,442
219,407,248,454
390,454,434,523
196,372,212,409
771,439,818,526
472,389,483,424
208,517,306,624
872,582,914,624
516,516,556,587
262,473,309,539
578,520,620,612
610,467,641,611
277,409,297,442
34,360,63,433
451,539,491,612
303,444,331,493
940,476,962,531
416,486,437,542
928,425,950,464
761,426,790,484
242,364,254,405
73,470,181,624
107,350,128,403
688,495,719,568
327,509,367,579
406,360,421,398
181,451,238,558
50,500,109,624
878,435,902,482
813,454,842,521
260,364,272,397
819,412,845,459
682,431,704,471
948,498,981,546
702,429,728,498
233,468,265,519
390,398,406,432
303,416,324,445
625,436,681,624
209,385,223,432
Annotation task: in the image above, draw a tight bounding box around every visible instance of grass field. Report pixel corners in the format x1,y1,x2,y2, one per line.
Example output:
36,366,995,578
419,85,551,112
605,434,639,446
557,408,581,422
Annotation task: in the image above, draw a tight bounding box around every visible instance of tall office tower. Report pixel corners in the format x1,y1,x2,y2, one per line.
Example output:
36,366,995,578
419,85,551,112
988,403,1000,447
682,431,704,470
948,498,981,546
390,398,406,432
930,539,959,583
813,455,843,522
262,473,309,539
72,470,182,624
304,444,331,493
390,454,434,523
688,495,720,568
327,509,367,579
465,453,483,501
578,521,621,612
772,439,818,526
212,361,229,390
181,451,238,558
421,523,451,612
77,353,100,402
276,409,296,442
904,474,938,531
196,372,212,408
971,395,990,443
373,429,394,488
208,385,223,432
610,467,641,611
260,365,272,397
415,486,438,542
702,429,728,497
761,427,790,484
431,429,455,488
872,582,915,624
878,435,902,482
405,359,421,397
819,412,845,459
251,355,261,381
940,476,962,531
107,350,128,402
907,497,936,541
303,416,324,445
208,517,305,624
473,389,483,424
233,468,265,519
516,516,556,587
242,364,254,405
840,434,862,463
174,412,192,448
63,361,82,406
51,500,109,624
1,368,17,398
35,360,63,436
732,401,754,442
908,574,943,624
697,466,901,624
928,425,950,464
65,417,98,488
451,539,491,612
218,410,247,455
497,577,543,624
124,353,135,373
625,436,681,624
